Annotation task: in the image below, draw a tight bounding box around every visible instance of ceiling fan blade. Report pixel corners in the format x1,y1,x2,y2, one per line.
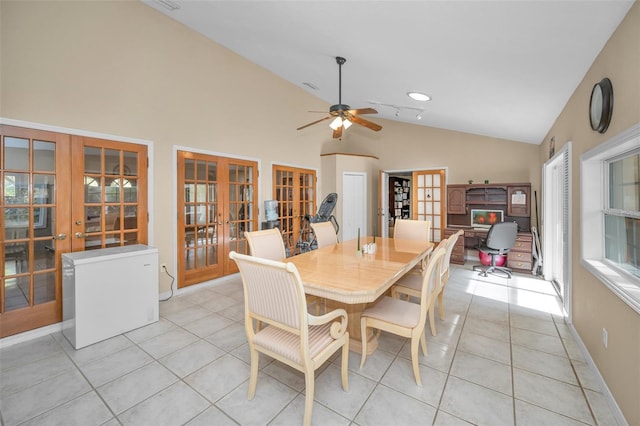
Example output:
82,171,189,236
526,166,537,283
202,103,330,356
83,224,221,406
296,116,332,131
333,126,343,139
349,114,382,131
348,108,378,115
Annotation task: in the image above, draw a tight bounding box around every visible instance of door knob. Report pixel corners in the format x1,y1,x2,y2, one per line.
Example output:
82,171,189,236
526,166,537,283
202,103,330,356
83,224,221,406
75,232,87,238
52,233,67,240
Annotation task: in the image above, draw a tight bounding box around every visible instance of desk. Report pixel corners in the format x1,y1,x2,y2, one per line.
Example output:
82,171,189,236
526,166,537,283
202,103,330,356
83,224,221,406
287,237,434,353
444,227,533,273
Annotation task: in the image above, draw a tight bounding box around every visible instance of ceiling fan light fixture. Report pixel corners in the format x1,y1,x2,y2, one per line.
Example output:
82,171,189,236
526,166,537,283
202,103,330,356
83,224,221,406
329,116,343,130
343,118,352,129
407,92,431,102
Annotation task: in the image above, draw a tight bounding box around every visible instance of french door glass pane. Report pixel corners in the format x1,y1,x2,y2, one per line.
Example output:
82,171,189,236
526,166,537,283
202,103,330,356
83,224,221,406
84,147,101,174
5,276,30,311
4,137,29,170
105,149,120,175
185,159,195,180
4,173,29,204
33,174,54,204
33,141,55,172
123,178,137,202
34,272,55,305
123,151,138,176
85,177,102,203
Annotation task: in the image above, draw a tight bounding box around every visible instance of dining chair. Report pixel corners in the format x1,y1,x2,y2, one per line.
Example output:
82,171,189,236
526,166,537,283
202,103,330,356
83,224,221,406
244,228,287,261
393,218,431,241
360,245,446,386
245,228,323,314
437,229,463,322
391,237,449,336
310,221,338,249
229,251,349,426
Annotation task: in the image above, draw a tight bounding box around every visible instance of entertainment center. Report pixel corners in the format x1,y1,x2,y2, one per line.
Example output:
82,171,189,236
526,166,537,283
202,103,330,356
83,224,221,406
445,182,534,274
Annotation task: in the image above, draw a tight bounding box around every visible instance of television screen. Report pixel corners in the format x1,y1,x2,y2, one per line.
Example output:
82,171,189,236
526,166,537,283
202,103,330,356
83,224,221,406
471,209,503,228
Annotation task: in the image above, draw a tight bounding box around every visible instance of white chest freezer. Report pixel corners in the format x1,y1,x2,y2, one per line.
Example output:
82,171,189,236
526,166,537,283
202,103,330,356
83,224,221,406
62,244,159,349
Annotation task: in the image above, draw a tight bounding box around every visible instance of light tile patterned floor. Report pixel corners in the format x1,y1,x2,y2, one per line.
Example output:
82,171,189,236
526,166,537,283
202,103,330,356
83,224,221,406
0,266,621,425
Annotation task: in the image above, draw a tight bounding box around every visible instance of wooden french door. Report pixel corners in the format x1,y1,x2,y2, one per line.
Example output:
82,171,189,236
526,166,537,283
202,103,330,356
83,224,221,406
1,125,148,337
272,165,316,255
412,169,446,242
177,151,258,288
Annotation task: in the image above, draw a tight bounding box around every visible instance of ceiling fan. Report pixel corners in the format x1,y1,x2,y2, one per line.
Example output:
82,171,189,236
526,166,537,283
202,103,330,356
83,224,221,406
297,56,382,139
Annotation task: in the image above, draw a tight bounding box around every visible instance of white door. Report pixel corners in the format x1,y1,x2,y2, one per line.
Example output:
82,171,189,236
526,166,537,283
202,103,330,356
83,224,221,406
342,172,366,241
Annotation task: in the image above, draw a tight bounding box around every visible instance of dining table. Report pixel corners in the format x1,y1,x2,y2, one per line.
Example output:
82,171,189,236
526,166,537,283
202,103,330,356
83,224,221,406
286,236,434,354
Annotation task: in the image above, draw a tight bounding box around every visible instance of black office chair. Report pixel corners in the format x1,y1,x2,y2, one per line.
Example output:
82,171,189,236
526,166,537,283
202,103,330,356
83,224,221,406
473,221,518,278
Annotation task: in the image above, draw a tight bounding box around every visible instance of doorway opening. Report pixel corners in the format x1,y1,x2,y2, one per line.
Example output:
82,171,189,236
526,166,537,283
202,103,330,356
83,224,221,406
379,169,446,242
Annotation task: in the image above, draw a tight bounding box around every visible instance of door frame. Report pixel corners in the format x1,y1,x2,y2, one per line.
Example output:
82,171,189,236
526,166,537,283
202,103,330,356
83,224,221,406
542,141,572,320
0,117,154,344
379,167,449,240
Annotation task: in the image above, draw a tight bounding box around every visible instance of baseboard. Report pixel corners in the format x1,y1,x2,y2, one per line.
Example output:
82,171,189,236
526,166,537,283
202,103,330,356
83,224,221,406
567,322,628,425
0,322,62,349
159,272,240,301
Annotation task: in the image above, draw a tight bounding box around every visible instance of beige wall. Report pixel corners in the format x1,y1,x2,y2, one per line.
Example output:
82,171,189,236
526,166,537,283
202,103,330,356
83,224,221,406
4,1,637,421
539,3,640,424
321,154,379,242
1,0,537,286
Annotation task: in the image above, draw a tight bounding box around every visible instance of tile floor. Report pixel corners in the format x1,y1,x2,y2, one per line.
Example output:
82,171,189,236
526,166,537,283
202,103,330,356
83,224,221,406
0,266,621,425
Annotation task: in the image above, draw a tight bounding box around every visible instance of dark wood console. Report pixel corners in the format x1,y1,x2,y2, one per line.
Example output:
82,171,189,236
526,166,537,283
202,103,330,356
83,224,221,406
444,227,534,274
445,182,533,274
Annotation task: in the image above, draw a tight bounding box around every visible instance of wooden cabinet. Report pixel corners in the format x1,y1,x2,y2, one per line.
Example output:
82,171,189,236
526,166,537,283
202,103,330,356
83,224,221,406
446,182,531,231
444,228,465,264
507,185,531,217
507,232,533,272
447,185,466,214
465,185,507,205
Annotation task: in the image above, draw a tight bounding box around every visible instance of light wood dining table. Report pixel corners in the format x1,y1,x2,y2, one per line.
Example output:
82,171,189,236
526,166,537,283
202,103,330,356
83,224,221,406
286,236,434,354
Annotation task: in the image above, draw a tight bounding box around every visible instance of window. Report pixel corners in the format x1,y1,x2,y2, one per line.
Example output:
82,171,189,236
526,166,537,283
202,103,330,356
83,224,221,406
581,123,640,313
605,151,640,277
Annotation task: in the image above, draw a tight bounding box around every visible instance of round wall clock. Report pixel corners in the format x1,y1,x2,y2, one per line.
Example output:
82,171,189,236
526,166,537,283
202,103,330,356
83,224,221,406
589,78,613,133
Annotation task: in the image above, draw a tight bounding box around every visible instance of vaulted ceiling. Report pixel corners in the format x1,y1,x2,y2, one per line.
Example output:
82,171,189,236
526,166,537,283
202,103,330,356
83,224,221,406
144,0,634,144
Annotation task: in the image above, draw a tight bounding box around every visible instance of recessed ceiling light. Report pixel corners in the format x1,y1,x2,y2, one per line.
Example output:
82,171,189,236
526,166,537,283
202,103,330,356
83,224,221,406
407,92,431,102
